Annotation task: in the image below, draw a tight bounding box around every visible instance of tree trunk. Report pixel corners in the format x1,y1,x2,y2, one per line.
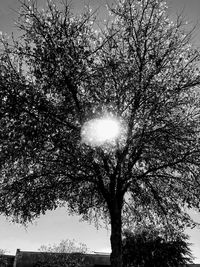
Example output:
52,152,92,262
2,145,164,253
110,202,123,267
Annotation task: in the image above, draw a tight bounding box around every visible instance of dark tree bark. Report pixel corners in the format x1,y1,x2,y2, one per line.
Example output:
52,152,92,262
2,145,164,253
109,199,123,267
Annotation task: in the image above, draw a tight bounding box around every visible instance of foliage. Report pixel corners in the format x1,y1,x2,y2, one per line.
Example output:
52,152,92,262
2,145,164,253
34,239,88,267
122,227,194,267
0,0,200,266
38,239,88,254
0,249,5,255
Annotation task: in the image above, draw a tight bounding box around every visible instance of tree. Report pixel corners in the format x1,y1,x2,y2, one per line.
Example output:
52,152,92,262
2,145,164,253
122,227,193,267
38,239,88,254
0,250,5,255
0,0,200,266
34,239,88,267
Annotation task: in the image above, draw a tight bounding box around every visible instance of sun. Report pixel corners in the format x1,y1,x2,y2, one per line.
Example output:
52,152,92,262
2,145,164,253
81,117,121,146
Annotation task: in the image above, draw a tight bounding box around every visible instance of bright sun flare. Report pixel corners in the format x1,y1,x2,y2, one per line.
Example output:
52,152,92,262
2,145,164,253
81,117,121,146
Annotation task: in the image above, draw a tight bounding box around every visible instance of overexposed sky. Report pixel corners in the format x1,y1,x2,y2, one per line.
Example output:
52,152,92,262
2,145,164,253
0,0,200,263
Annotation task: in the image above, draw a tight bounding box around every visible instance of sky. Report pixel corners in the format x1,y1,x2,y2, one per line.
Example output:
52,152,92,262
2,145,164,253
0,0,200,263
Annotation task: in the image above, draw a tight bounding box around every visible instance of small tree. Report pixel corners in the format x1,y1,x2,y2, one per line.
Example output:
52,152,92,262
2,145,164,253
38,239,88,254
34,239,88,267
1,1,200,267
122,228,194,267
0,250,5,255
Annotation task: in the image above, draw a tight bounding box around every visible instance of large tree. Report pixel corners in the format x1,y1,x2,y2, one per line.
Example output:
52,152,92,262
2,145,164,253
0,0,200,266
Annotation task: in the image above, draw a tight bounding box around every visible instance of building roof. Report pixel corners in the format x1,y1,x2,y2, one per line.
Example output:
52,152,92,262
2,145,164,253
1,249,200,267
13,249,110,267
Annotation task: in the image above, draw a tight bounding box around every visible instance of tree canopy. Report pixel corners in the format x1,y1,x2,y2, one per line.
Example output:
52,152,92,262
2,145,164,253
38,239,88,254
34,239,88,267
0,0,200,266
